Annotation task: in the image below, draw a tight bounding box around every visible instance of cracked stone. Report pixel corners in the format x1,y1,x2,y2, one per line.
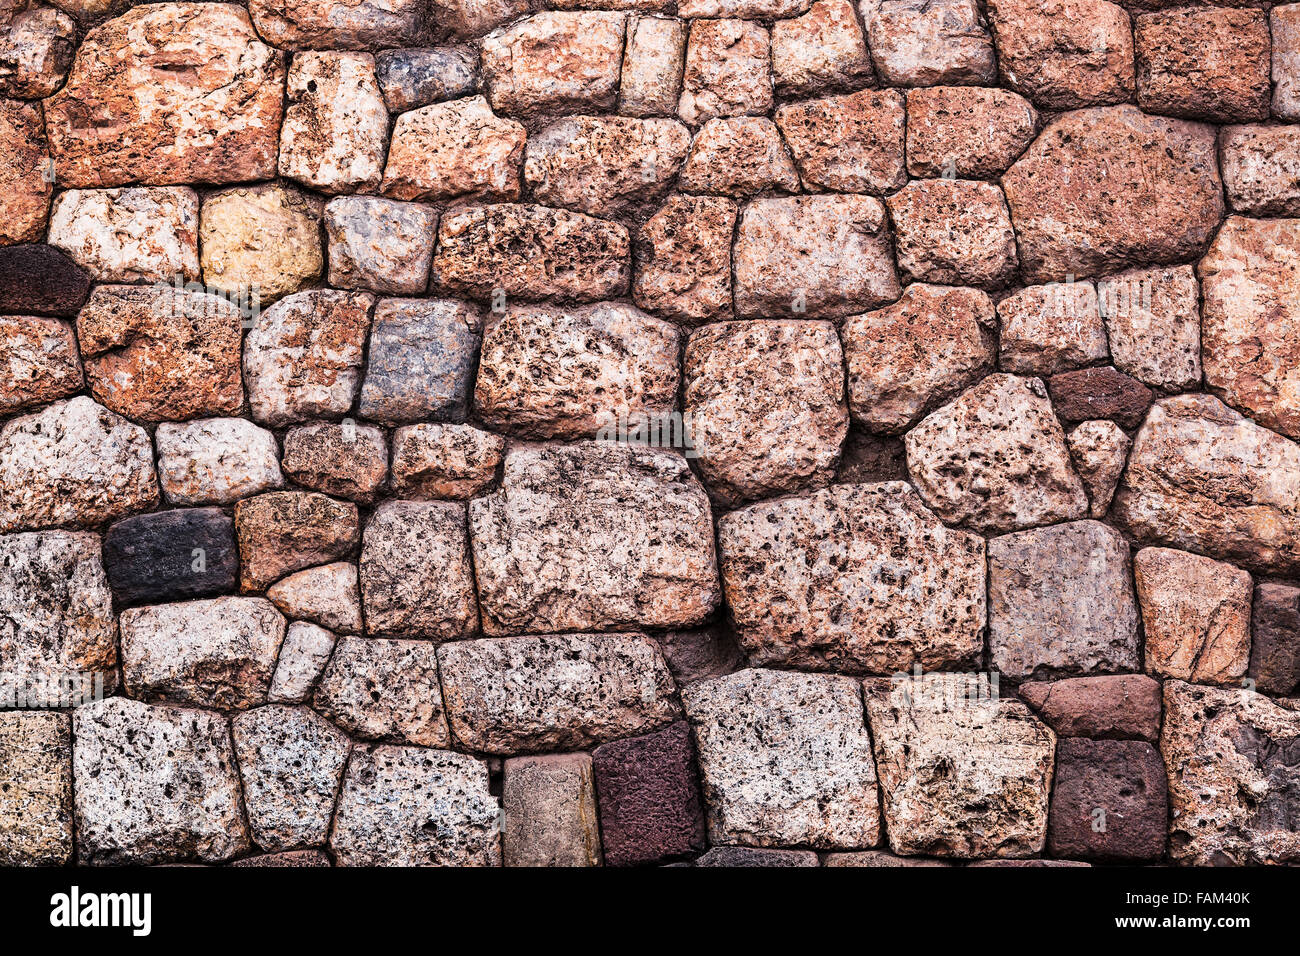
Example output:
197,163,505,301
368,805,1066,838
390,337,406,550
234,491,360,593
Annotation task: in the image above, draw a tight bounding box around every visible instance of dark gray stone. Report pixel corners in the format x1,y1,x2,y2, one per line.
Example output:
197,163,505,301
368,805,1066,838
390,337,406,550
0,245,92,316
375,46,479,113
103,508,239,607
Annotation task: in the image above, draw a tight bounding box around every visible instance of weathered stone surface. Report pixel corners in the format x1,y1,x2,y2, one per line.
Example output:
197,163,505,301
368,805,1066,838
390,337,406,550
248,0,425,49
1134,547,1252,686
678,117,796,198
200,184,324,304
774,89,905,194
718,482,985,675
45,3,285,187
228,849,331,867
989,520,1139,679
1276,4,1300,121
48,186,199,283
156,417,283,506
391,424,504,499
281,422,388,503
360,501,477,640
1001,105,1224,283
733,195,900,319
1098,264,1202,391
836,428,908,484
657,626,745,687
678,18,771,125
104,508,238,607
1162,680,1300,865
280,52,388,194
693,846,820,867
433,0,531,40
1112,394,1300,576
842,283,995,433
867,0,996,87
0,315,83,413
0,397,158,531
0,244,91,316
1135,6,1271,123
0,6,77,99
1048,367,1153,430
503,753,602,867
770,0,870,96
314,637,449,747
1048,738,1168,862
438,633,682,754
357,298,481,424
887,179,1018,288
864,673,1055,858
0,100,51,245
684,668,879,850
476,302,680,440
76,285,244,423
1067,419,1130,518
74,697,250,865
678,0,808,15
469,442,720,635
904,375,1088,533
232,705,350,852
1221,125,1300,218
592,722,705,866
619,14,687,117
685,320,846,506
121,596,286,709
905,86,1038,179
1018,674,1162,741
324,196,436,295
375,46,478,112
633,194,735,322
383,96,525,203
268,621,336,704
1250,583,1300,696
266,562,363,634
823,850,951,867
0,712,72,866
997,280,1108,376
432,204,630,303
234,491,360,592
482,12,626,115
244,290,374,427
331,745,499,866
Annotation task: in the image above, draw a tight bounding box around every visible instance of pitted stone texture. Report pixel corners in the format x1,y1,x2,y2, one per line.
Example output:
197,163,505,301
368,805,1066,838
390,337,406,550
249,0,425,49
1001,105,1224,283
475,302,680,440
997,280,1108,376
775,89,906,194
232,705,350,852
904,374,1087,533
45,3,284,187
74,698,249,865
331,745,499,866
1048,739,1168,862
718,482,985,675
1135,6,1271,123
432,204,630,303
733,195,900,319
657,626,745,687
905,86,1038,179
1250,583,1300,696
0,531,115,707
1134,547,1252,686
0,316,83,414
358,298,482,425
280,52,388,195
156,418,283,506
0,6,77,99
200,184,324,305
360,501,477,641
678,117,797,198
0,712,72,866
266,562,363,634
1048,367,1153,430
684,668,879,850
482,12,626,115
678,19,771,126
439,634,681,755
0,100,51,245
281,422,388,503
694,846,820,866
314,637,450,747
989,520,1139,680
1221,126,1300,218
986,0,1135,109
434,0,531,40
75,285,244,423
1067,419,1130,518
887,179,1017,288
0,245,91,316
391,424,504,500
1018,674,1162,741
1199,217,1300,442
0,397,158,532
633,194,736,323
684,320,847,506
678,0,808,13
469,442,720,635
375,46,478,112
1112,394,1300,576
843,283,996,434
823,851,951,867
1098,265,1202,391
864,674,1055,859
619,15,687,117
268,621,336,704
382,96,525,203
1162,681,1300,865
48,187,199,283
234,491,360,593
229,849,332,867
866,0,996,87
244,290,373,428
770,0,870,96
324,197,436,295
503,753,602,867
1276,4,1300,121
103,507,238,607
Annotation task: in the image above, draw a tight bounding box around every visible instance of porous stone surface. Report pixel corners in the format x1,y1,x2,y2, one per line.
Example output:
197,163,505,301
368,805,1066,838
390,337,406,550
280,51,388,195
678,116,798,198
1047,367,1153,431
997,280,1108,376
390,424,504,499
281,422,387,504
867,0,996,87
887,179,1018,288
0,245,91,316
234,491,360,592
375,46,478,112
324,197,436,295
103,507,238,606
1098,265,1202,391
481,12,627,116
0,315,83,413
1250,584,1300,696
1018,674,1162,741
314,637,450,747
249,0,426,49
774,89,906,194
632,194,736,322
0,100,52,245
1067,419,1130,518
0,7,77,100
678,19,772,126
503,753,602,867
1220,126,1300,218
771,0,870,96
155,418,283,506
200,184,324,304
619,14,688,117
48,187,199,283
692,846,820,867
1047,739,1168,862
383,96,525,203
1276,4,1300,122
0,712,73,866
905,86,1038,179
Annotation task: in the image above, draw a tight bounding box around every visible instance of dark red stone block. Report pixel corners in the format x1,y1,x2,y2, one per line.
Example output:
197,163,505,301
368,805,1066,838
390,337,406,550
1048,366,1154,430
656,626,744,687
0,245,93,317
1249,582,1300,696
1047,738,1167,862
1019,674,1161,741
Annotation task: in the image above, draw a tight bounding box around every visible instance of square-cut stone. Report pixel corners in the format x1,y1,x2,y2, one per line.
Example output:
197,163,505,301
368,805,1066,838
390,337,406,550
482,12,626,115
314,637,450,747
887,179,1018,288
0,711,73,866
103,508,239,607
1097,265,1201,391
1047,738,1167,862
502,753,602,867
325,197,437,295
867,0,996,86
678,19,771,125
633,194,736,323
775,88,906,194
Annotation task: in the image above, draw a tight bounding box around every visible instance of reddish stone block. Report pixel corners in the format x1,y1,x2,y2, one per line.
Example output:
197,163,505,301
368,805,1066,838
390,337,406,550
1047,738,1168,862
1047,366,1154,430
